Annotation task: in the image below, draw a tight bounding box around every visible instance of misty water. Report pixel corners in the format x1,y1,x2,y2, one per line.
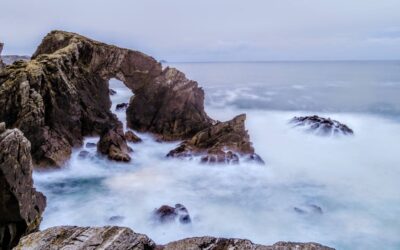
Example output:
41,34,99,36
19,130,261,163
33,62,400,250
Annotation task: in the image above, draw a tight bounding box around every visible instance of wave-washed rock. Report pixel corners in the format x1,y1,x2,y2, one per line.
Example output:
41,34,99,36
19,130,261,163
14,226,335,250
167,114,264,164
290,115,353,136
153,204,191,224
0,123,46,249
97,122,132,162
0,31,226,167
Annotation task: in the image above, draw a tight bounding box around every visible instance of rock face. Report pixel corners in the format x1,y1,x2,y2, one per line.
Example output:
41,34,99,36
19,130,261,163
127,67,213,140
0,30,215,167
15,226,335,250
153,204,191,224
167,114,263,164
97,123,131,162
0,43,4,69
14,226,156,250
291,115,353,136
0,123,46,249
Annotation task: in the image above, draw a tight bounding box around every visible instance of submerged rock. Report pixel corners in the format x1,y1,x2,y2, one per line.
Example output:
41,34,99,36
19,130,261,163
0,123,46,249
0,30,219,167
15,226,335,250
125,130,142,143
78,150,90,159
109,88,117,95
97,123,131,162
294,204,323,215
167,114,263,164
85,142,97,148
108,216,125,223
116,102,128,111
291,115,353,136
14,226,156,250
153,204,191,224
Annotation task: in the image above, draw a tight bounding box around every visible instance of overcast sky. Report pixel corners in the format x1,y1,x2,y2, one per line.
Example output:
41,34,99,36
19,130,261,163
1,0,400,61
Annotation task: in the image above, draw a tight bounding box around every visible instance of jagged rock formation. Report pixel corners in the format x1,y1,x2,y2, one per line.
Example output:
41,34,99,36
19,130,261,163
0,30,214,167
291,115,353,136
0,43,4,69
153,204,191,224
0,123,46,249
14,226,156,250
14,226,335,250
0,55,30,66
167,114,263,164
97,123,131,162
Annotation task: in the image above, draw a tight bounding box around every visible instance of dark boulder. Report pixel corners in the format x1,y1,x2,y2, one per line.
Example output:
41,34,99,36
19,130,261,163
116,102,128,111
0,123,46,249
291,115,353,136
97,123,131,162
167,114,263,164
153,204,191,224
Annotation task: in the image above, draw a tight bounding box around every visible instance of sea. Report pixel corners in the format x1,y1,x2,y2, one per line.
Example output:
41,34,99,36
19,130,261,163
33,61,400,250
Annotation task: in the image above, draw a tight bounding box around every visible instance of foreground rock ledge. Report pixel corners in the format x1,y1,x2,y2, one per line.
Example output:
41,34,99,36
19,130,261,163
14,226,335,250
0,124,46,249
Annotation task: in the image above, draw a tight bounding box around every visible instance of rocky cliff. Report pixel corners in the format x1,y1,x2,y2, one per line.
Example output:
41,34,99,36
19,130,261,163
0,43,4,69
14,226,335,250
0,123,46,249
0,30,259,167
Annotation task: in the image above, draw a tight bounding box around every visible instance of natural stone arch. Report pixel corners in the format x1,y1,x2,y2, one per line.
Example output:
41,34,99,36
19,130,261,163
0,31,212,167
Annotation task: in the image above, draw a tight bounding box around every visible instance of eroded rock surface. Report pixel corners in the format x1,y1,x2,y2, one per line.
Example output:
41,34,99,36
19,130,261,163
0,30,216,167
15,226,335,250
14,226,156,250
167,114,263,164
291,115,353,136
0,123,46,249
97,123,131,162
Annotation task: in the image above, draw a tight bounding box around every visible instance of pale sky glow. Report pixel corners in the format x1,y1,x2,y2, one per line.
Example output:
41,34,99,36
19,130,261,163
1,0,400,61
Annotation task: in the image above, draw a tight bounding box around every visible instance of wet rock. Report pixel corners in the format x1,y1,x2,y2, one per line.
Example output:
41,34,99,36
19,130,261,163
78,150,90,159
14,226,156,250
291,115,353,136
108,216,125,223
0,124,46,249
97,123,131,162
109,88,117,95
0,30,259,168
153,204,191,224
167,114,263,164
125,130,142,143
85,142,97,148
116,102,129,111
127,67,213,140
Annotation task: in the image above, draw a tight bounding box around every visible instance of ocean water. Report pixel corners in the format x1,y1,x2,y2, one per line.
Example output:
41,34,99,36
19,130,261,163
33,62,400,250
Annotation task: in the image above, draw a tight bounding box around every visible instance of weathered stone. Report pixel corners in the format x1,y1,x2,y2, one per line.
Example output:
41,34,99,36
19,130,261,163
0,30,215,167
14,226,156,250
97,123,131,162
167,114,263,164
14,226,335,250
0,125,46,249
153,204,191,225
125,130,142,143
162,237,335,250
291,115,353,136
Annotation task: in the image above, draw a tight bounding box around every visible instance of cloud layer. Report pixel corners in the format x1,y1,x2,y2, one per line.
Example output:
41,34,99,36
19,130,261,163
1,0,400,61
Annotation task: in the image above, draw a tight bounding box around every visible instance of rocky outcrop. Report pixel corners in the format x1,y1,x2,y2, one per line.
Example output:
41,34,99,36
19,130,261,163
127,67,213,140
162,237,335,250
97,123,131,162
153,204,191,224
0,123,46,249
167,114,263,164
14,226,156,250
125,131,142,143
0,43,4,69
291,115,353,136
0,30,215,167
15,226,335,250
